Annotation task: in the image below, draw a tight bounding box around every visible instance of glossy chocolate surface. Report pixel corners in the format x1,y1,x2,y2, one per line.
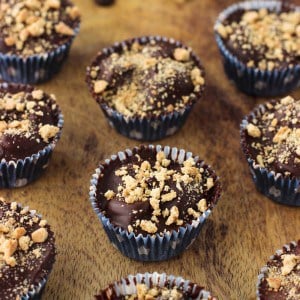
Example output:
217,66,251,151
95,146,220,236
258,240,300,300
95,275,212,300
241,97,300,177
87,37,205,118
0,84,61,161
217,6,299,70
0,0,80,56
0,200,56,300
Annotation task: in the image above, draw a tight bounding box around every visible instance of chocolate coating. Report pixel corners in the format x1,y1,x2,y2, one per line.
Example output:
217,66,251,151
0,0,80,56
95,146,220,236
95,273,215,300
0,83,61,161
241,96,300,178
0,200,56,300
257,240,300,300
86,37,205,118
216,6,300,70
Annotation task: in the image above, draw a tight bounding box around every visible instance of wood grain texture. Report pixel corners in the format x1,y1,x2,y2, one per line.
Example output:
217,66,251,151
0,1,299,299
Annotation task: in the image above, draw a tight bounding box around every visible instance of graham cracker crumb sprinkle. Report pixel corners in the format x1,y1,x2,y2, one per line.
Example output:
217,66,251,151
246,96,300,173
130,283,184,300
264,244,300,299
0,0,80,56
0,198,52,297
0,88,59,146
173,47,190,61
89,39,204,117
102,150,215,234
38,124,59,143
94,80,108,94
217,8,300,70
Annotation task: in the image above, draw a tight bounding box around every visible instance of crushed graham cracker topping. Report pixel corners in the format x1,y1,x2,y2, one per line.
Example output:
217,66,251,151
0,197,55,299
100,149,217,235
244,96,300,177
0,0,80,56
125,283,184,300
88,39,205,117
261,241,300,299
216,8,300,70
0,86,60,161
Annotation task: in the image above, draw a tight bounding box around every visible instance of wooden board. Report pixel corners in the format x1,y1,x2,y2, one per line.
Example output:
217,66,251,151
1,1,299,299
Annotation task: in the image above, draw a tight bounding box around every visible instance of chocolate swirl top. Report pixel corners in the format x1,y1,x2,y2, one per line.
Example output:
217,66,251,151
0,84,61,161
258,240,300,300
0,198,56,300
241,96,300,178
0,0,80,56
215,6,300,71
95,146,220,236
86,37,205,118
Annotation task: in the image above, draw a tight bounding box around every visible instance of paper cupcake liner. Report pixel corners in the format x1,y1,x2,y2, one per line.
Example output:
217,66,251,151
90,145,220,262
86,36,205,141
21,277,47,300
100,102,192,141
0,27,79,84
215,1,300,97
240,102,300,206
0,83,64,188
256,240,300,299
96,272,216,299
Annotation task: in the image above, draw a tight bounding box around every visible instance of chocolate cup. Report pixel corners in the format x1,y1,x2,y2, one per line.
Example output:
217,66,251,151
256,240,300,299
95,272,217,299
0,26,80,84
240,101,300,206
0,200,56,300
86,36,205,141
214,1,300,97
89,145,221,262
0,83,64,188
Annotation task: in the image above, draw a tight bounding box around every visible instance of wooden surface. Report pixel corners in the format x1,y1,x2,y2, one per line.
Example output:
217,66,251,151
1,1,299,299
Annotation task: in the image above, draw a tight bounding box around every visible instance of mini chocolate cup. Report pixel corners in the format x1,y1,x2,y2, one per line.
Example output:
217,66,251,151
0,83,64,188
95,272,217,299
0,200,56,300
240,101,300,206
86,36,205,141
214,1,300,97
0,26,80,84
256,240,300,299
89,145,221,262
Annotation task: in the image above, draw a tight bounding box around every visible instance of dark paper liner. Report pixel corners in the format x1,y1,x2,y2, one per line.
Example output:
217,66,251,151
89,145,221,262
0,26,80,84
22,277,47,300
86,36,205,141
96,272,217,299
240,101,300,206
0,83,64,188
214,1,300,97
256,240,300,299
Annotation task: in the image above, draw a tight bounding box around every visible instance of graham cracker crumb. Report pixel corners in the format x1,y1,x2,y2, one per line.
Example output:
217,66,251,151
174,48,190,61
140,220,158,234
247,123,261,138
94,80,108,94
55,21,74,36
39,124,59,143
31,228,48,243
